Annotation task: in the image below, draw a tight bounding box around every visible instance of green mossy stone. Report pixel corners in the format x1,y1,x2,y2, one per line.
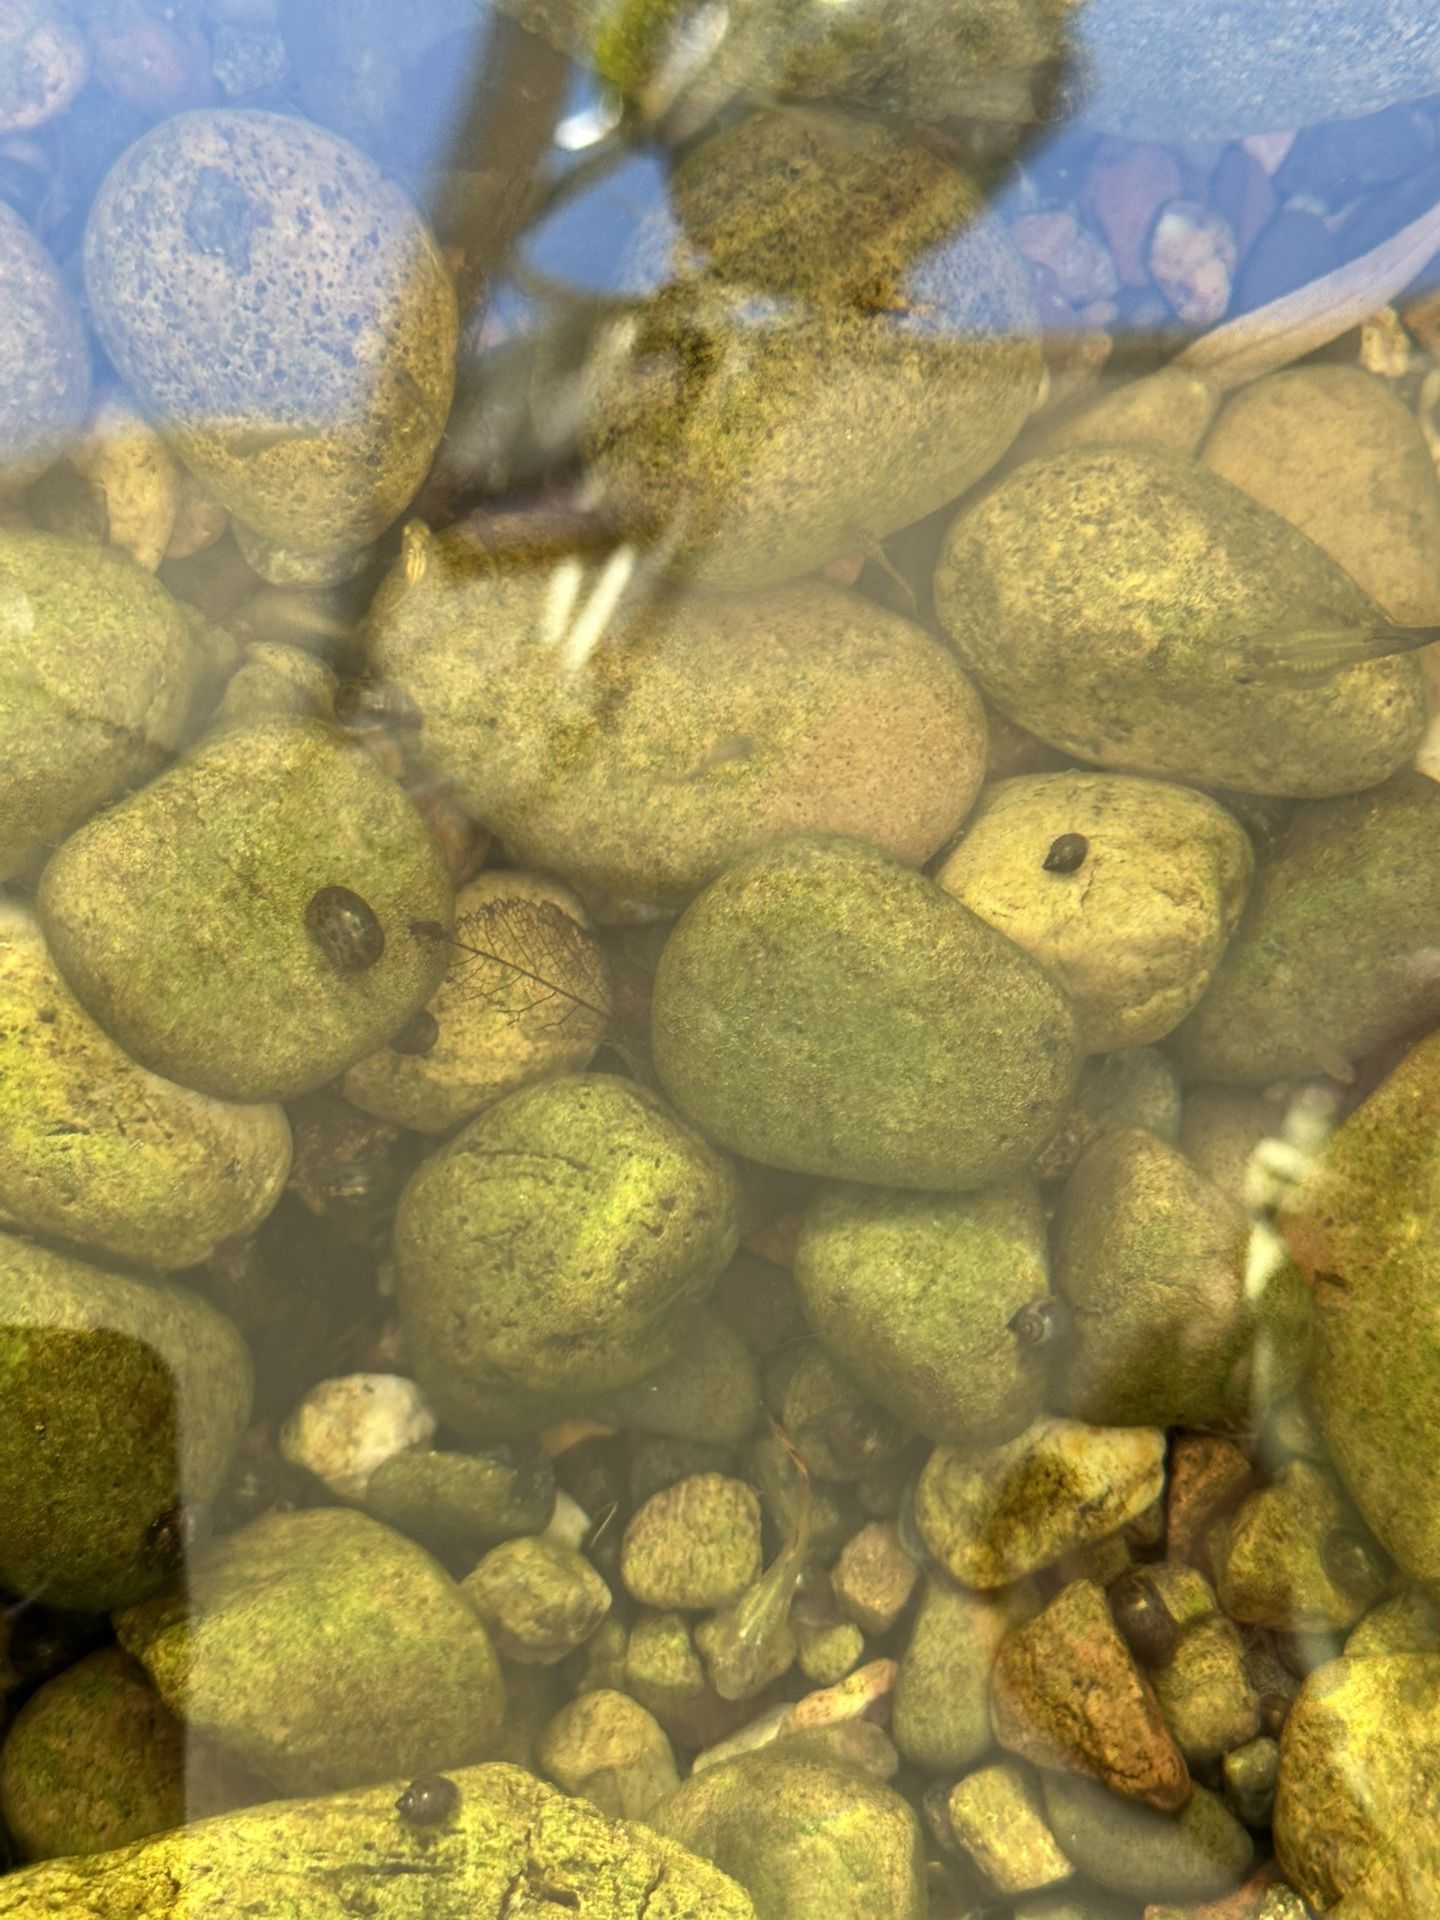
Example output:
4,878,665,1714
777,1343,910,1483
365,550,988,916
394,1073,741,1440
1040,1773,1253,1902
116,1506,505,1796
212,638,337,729
913,1417,1166,1589
362,1442,557,1560
620,1473,762,1611
1151,1613,1260,1766
935,771,1253,1049
1345,1589,1440,1659
933,446,1424,797
1212,1461,1385,1635
553,0,1068,125
581,107,1040,591
1274,1653,1440,1915
1051,1129,1311,1429
651,834,1082,1190
1035,1046,1181,1180
891,1575,1035,1773
0,901,291,1269
0,1233,252,1612
463,1536,612,1664
654,1749,927,1920
0,1648,185,1861
1277,1032,1440,1583
37,716,454,1103
590,1307,762,1447
1177,1085,1289,1214
794,1181,1051,1444
537,1688,680,1822
0,1760,759,1918
1173,773,1440,1085
0,200,89,492
0,526,198,883
83,109,456,554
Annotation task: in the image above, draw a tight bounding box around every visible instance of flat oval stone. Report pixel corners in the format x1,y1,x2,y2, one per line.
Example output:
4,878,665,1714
934,446,1424,799
651,835,1082,1190
37,717,453,1103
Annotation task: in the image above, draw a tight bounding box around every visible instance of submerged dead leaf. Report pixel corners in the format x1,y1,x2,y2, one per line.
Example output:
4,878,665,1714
436,895,612,1035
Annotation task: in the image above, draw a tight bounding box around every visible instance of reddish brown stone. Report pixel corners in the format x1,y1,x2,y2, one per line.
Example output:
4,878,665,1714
1210,146,1278,259
1143,1859,1289,1918
1166,1433,1253,1572
1082,139,1185,286
990,1578,1191,1811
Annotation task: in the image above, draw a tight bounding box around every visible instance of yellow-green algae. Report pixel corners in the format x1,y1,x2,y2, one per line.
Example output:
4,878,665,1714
0,1761,758,1918
0,1232,251,1612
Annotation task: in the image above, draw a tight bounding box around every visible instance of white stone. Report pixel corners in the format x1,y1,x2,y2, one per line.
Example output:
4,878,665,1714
279,1372,436,1502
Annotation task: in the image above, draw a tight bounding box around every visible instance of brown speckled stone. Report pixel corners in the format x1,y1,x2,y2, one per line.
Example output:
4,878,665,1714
991,1578,1191,1810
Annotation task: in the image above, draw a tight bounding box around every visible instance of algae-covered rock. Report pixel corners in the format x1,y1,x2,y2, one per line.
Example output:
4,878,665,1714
0,526,199,883
892,1576,1034,1772
1152,1612,1261,1767
0,199,88,491
1173,773,1440,1085
1178,1085,1289,1215
394,1073,740,1438
1274,1653,1440,1916
935,771,1253,1048
1276,1031,1440,1584
0,1233,252,1611
117,1506,505,1795
84,108,456,554
1201,366,1440,628
0,1760,759,1918
1029,366,1219,460
794,1181,1052,1444
653,1748,926,1920
592,1307,761,1446
934,446,1424,797
581,106,1040,590
537,1688,680,1822
1035,1045,1181,1180
362,1441,557,1559
620,1473,762,1611
943,1761,1072,1894
365,552,988,915
1051,1129,1310,1429
0,900,290,1268
1211,1461,1386,1635
38,716,454,1103
651,835,1082,1190
527,0,1071,129
913,1416,1165,1588
0,1648,186,1861
212,637,337,728
1041,1772,1253,1901
463,1536,612,1664
1274,1651,1440,1920
343,869,610,1132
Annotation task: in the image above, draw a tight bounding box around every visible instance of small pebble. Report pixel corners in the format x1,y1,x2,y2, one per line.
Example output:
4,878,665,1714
1148,202,1238,326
